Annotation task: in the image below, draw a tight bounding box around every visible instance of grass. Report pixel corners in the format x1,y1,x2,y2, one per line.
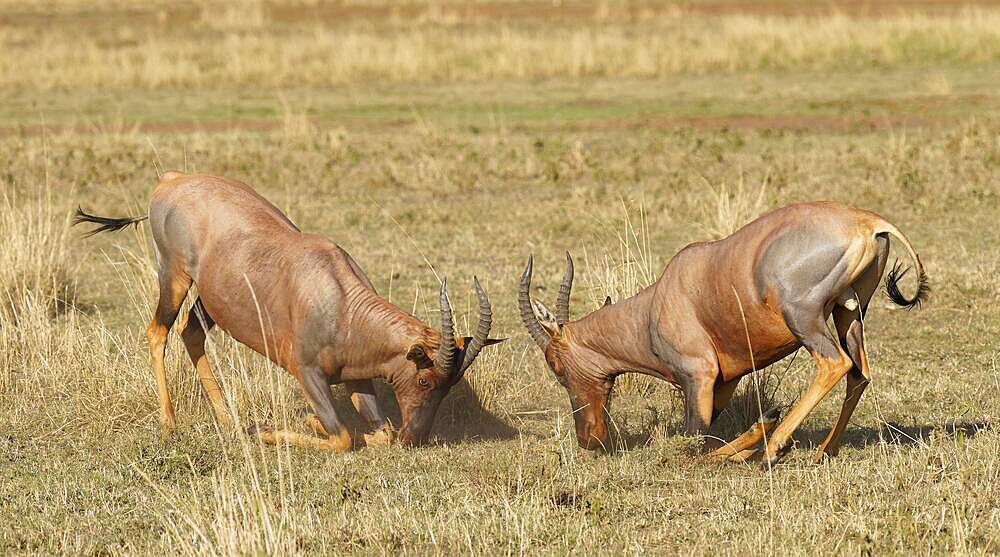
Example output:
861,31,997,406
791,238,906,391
3,5,1000,92
3,1,1000,554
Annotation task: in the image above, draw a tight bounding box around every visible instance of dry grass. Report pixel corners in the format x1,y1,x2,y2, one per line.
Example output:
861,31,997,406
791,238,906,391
3,1,1000,554
3,117,998,553
2,8,1000,92
0,189,75,321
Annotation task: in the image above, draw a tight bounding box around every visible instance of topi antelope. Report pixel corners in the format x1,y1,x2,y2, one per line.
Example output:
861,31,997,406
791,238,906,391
520,202,928,469
75,172,501,451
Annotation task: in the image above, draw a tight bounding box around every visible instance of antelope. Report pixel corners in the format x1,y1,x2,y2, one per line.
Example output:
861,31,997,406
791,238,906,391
519,202,928,468
75,172,501,451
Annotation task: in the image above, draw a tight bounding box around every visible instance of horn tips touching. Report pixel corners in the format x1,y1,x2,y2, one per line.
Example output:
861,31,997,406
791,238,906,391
478,279,490,296
521,255,534,281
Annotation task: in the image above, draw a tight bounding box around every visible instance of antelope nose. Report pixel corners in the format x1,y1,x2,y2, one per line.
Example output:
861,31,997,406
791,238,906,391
577,428,610,452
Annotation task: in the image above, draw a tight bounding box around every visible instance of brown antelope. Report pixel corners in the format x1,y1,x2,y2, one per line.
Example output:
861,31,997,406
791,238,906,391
75,172,501,451
519,202,928,469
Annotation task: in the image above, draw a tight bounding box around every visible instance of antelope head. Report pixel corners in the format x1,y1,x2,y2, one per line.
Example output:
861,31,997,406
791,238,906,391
519,253,613,452
396,277,502,446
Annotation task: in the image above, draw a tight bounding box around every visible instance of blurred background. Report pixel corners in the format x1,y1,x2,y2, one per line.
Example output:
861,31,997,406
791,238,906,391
3,0,998,134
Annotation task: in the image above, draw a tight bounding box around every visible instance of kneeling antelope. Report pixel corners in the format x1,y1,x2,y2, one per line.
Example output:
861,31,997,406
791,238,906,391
76,172,501,451
520,202,928,468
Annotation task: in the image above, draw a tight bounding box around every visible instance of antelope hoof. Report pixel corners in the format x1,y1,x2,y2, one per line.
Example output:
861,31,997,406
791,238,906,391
728,448,760,464
760,407,782,423
329,429,354,453
760,445,790,472
247,423,273,436
248,423,279,445
814,446,839,464
304,414,327,436
159,414,178,436
363,426,396,448
761,455,780,472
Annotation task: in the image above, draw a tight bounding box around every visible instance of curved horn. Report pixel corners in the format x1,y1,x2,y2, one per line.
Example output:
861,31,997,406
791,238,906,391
555,251,574,325
460,277,493,372
519,255,551,349
436,279,458,375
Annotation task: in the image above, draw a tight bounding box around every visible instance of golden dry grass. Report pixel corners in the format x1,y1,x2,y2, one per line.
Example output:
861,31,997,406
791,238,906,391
3,115,1000,553
2,7,1000,92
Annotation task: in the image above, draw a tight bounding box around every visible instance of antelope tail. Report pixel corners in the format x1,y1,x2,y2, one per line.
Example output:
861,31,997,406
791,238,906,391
72,207,148,237
875,220,929,310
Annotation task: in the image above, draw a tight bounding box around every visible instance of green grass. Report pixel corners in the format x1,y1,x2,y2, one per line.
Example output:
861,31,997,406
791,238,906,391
3,65,998,131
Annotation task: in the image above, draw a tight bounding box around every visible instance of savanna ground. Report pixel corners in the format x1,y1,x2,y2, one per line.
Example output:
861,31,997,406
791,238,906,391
2,0,1000,554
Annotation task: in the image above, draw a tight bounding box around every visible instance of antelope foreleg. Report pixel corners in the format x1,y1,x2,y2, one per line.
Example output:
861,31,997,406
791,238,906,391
708,408,781,461
305,413,394,448
252,424,353,453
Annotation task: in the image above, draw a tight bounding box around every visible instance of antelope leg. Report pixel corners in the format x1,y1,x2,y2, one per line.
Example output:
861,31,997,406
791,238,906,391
708,408,781,460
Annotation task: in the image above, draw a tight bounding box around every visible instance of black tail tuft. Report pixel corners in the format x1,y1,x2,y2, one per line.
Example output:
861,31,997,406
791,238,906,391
885,260,929,310
72,207,148,237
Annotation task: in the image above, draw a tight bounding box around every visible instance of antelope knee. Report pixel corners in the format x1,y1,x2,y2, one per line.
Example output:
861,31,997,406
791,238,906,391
835,287,859,312
146,323,167,348
180,322,205,345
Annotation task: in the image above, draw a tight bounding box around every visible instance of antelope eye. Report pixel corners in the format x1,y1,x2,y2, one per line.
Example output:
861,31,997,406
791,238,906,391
417,377,430,388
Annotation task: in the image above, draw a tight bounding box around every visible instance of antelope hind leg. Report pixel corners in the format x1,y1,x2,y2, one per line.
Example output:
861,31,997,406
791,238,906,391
179,298,233,428
815,262,880,462
147,266,192,433
815,307,872,462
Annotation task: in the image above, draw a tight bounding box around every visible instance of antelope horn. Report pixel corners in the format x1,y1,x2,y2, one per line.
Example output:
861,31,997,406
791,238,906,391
556,251,574,325
519,255,551,349
460,276,493,372
436,278,458,375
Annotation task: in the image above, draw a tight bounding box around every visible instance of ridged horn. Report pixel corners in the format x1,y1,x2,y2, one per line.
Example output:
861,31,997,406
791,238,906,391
556,251,574,325
436,279,457,375
519,255,551,349
460,277,493,372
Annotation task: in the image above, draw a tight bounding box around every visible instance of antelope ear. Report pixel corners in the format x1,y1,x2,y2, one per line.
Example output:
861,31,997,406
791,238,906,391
461,336,506,347
406,344,435,369
603,296,612,307
531,300,561,337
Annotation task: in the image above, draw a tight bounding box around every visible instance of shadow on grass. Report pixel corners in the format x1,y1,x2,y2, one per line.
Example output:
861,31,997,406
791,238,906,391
607,403,677,451
614,418,665,451
328,379,518,445
794,420,994,450
601,409,993,456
